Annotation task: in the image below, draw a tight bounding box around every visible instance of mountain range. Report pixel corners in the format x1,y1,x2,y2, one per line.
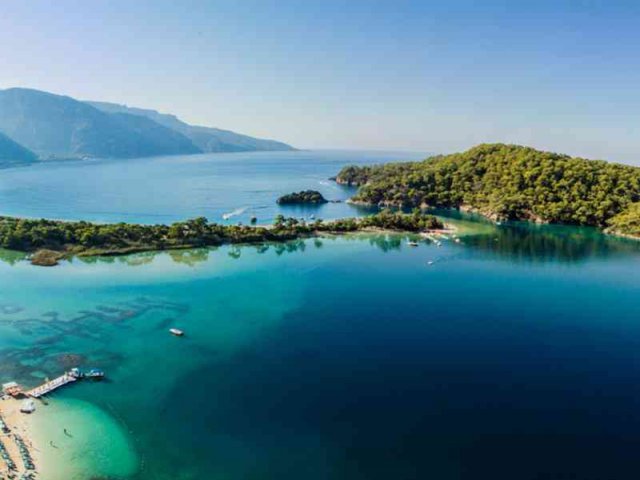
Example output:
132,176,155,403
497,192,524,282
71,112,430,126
0,88,294,164
87,101,293,153
0,131,37,165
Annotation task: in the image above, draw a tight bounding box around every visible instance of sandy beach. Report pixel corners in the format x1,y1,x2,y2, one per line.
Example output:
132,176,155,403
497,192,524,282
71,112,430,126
0,396,41,479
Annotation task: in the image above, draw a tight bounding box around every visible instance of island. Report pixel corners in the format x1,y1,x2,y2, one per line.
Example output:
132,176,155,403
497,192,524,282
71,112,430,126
335,143,640,238
0,210,445,266
277,190,328,205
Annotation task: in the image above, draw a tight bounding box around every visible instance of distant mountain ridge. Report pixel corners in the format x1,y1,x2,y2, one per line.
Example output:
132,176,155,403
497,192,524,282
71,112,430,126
0,88,294,162
87,101,295,153
0,131,37,166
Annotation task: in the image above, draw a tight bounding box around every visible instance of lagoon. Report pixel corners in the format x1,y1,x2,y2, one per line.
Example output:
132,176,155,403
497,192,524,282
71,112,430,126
1,151,640,479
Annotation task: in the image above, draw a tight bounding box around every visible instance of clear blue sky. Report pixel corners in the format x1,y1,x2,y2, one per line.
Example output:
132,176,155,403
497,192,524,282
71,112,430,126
1,0,640,161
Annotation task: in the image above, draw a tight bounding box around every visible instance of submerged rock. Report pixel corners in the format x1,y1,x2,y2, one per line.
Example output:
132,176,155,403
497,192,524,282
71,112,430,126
30,249,64,266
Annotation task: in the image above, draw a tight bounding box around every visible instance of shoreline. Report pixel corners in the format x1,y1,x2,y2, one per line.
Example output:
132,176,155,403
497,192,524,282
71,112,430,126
0,396,42,479
0,395,139,480
0,211,447,266
28,226,459,266
348,199,637,238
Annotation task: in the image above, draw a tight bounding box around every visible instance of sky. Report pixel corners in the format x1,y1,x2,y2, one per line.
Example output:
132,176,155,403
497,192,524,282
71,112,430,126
1,0,640,162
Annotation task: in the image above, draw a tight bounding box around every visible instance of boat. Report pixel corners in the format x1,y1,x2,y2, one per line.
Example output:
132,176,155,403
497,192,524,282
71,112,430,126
427,261,434,266
407,241,419,247
20,399,35,414
169,328,184,337
85,369,105,379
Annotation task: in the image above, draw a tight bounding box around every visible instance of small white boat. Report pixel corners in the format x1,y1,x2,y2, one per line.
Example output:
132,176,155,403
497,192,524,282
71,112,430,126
407,241,419,247
20,399,36,414
427,261,434,266
169,328,184,337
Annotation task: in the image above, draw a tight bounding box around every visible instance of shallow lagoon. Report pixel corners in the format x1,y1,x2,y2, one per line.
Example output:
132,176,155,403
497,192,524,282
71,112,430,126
1,221,640,479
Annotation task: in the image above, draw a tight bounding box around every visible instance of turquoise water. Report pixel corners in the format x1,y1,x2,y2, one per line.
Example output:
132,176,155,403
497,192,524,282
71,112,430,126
0,150,424,224
1,152,640,479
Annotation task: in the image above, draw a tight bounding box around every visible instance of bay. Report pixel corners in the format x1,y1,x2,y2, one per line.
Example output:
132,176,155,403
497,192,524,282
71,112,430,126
0,150,424,224
1,151,640,479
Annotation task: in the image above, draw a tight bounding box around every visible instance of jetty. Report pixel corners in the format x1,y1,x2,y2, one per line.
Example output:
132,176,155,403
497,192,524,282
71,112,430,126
25,372,77,398
2,367,106,400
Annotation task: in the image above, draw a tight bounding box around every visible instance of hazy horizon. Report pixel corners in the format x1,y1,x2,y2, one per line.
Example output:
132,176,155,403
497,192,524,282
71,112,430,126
2,1,640,162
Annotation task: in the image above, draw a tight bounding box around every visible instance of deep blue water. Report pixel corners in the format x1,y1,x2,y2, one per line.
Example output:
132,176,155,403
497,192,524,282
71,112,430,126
1,151,640,479
158,232,640,480
0,150,423,224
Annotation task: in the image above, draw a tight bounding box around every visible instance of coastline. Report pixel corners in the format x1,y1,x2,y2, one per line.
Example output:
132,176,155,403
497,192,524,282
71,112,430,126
0,396,139,480
0,396,43,479
348,198,639,239
0,211,447,266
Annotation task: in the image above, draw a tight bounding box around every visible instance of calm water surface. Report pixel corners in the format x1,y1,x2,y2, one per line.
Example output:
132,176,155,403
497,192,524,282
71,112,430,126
1,152,640,479
0,150,423,224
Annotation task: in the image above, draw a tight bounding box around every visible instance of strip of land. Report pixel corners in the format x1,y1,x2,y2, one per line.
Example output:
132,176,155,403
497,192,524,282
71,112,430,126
0,211,445,266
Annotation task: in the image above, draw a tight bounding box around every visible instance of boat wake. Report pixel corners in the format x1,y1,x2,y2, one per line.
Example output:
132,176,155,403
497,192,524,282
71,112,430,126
222,207,248,220
318,180,339,189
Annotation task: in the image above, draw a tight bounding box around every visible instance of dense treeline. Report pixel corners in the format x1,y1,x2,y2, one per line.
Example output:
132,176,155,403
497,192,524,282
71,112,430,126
0,211,443,260
292,209,443,232
337,144,640,228
606,203,640,237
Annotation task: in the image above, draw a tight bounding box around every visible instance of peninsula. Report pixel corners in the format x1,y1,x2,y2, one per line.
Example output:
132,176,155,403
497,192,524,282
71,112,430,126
0,211,444,266
336,143,640,238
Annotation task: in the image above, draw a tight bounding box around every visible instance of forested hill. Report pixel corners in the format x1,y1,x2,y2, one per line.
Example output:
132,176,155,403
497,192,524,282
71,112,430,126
336,143,640,231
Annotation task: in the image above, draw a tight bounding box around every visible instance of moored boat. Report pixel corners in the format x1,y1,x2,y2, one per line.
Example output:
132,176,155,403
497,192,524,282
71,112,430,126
170,328,184,337
86,368,105,379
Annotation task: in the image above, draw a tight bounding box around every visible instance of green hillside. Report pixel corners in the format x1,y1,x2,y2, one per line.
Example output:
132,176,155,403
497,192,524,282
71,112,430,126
337,143,640,230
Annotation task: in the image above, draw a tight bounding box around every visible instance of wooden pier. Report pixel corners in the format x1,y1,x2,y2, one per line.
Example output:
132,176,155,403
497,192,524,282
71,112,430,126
25,373,77,398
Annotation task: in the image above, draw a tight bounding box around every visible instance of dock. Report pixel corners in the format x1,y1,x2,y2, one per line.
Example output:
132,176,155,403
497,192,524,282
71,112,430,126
3,367,105,400
24,373,77,398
